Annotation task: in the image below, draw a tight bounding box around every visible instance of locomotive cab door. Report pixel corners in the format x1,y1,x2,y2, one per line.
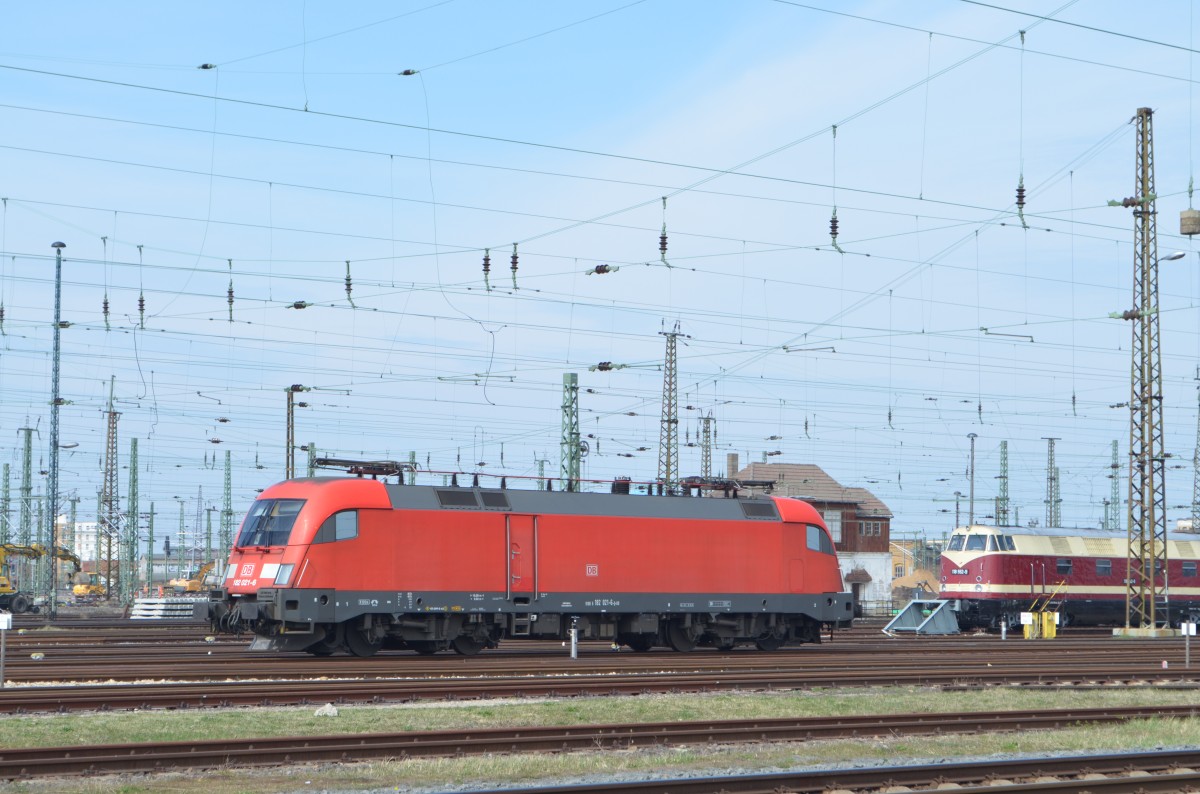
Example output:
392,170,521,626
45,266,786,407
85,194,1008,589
505,514,538,599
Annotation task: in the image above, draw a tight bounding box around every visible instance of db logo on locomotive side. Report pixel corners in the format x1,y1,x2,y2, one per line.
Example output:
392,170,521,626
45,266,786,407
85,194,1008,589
241,563,255,577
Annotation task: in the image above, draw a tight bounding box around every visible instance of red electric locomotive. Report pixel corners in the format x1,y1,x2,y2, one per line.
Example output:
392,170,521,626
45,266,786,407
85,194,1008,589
940,524,1200,628
205,477,853,655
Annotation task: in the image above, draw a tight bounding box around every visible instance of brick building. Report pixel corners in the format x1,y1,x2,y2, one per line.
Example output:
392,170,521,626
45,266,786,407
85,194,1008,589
730,459,893,612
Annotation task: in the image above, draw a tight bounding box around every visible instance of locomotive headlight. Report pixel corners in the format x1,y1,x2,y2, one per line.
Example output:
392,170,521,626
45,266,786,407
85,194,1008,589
274,564,295,586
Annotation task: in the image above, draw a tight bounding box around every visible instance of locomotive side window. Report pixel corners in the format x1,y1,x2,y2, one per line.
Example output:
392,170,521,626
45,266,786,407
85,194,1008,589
236,499,305,547
436,490,479,508
1184,562,1198,578
1056,558,1073,576
313,510,358,544
1002,535,1016,551
480,492,510,510
806,524,834,555
740,501,780,520
1096,559,1112,576
965,535,986,551
987,536,1000,552
948,534,965,551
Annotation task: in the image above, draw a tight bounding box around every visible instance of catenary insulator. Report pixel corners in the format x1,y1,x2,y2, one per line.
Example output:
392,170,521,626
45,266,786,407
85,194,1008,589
659,230,668,254
510,244,518,273
1016,183,1026,209
482,249,491,274
829,215,839,239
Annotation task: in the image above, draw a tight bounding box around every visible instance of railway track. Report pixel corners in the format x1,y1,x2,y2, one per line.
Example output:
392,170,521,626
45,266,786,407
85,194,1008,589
466,749,1200,793
3,705,1198,780
1,663,1197,714
5,627,1200,685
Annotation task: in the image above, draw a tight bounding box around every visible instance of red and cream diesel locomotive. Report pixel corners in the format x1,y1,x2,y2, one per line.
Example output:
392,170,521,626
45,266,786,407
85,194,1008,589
204,477,854,655
940,523,1200,628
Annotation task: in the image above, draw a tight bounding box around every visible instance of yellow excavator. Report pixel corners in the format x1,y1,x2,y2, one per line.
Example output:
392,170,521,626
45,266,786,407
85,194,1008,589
72,572,107,601
0,543,82,614
169,560,216,594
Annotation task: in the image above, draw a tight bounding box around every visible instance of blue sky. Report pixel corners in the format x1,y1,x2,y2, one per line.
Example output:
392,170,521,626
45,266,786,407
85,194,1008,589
2,1,1200,544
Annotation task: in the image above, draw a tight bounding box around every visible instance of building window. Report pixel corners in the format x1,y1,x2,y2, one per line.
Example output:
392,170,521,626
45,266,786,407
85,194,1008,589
823,510,842,543
894,564,905,577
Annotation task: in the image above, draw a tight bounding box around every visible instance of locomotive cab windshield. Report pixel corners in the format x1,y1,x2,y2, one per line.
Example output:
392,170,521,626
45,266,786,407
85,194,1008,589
947,529,1015,552
236,498,305,547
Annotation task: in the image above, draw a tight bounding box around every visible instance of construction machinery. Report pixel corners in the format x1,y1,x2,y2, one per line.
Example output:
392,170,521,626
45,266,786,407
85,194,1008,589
169,560,216,595
0,543,82,614
72,572,107,602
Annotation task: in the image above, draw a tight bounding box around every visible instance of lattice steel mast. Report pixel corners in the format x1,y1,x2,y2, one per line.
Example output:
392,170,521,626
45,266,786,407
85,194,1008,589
1044,437,1061,528
221,451,233,560
122,437,138,602
1108,440,1121,531
1122,107,1169,630
700,412,715,479
657,324,684,493
1193,377,1200,531
101,379,120,602
18,427,33,546
560,373,580,492
1,463,9,545
996,440,1010,526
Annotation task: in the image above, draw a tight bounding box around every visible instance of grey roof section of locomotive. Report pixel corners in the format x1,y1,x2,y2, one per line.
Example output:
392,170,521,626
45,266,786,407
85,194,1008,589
377,482,785,522
963,523,1200,544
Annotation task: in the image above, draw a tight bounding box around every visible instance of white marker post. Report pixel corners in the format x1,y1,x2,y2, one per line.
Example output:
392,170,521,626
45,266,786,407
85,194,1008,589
1185,622,1196,669
0,611,11,688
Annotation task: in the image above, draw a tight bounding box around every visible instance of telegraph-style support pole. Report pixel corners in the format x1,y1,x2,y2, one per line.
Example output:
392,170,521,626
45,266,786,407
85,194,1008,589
1120,107,1170,633
285,385,310,479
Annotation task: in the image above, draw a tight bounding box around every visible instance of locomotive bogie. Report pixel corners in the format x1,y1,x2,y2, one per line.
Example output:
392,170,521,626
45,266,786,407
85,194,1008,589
206,478,853,654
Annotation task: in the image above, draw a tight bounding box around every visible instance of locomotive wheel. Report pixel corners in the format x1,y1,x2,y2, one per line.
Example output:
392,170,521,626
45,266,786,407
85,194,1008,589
451,635,486,656
408,640,442,655
344,624,383,657
9,595,29,615
305,628,342,657
665,621,697,653
625,634,655,652
305,639,339,657
754,633,785,652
